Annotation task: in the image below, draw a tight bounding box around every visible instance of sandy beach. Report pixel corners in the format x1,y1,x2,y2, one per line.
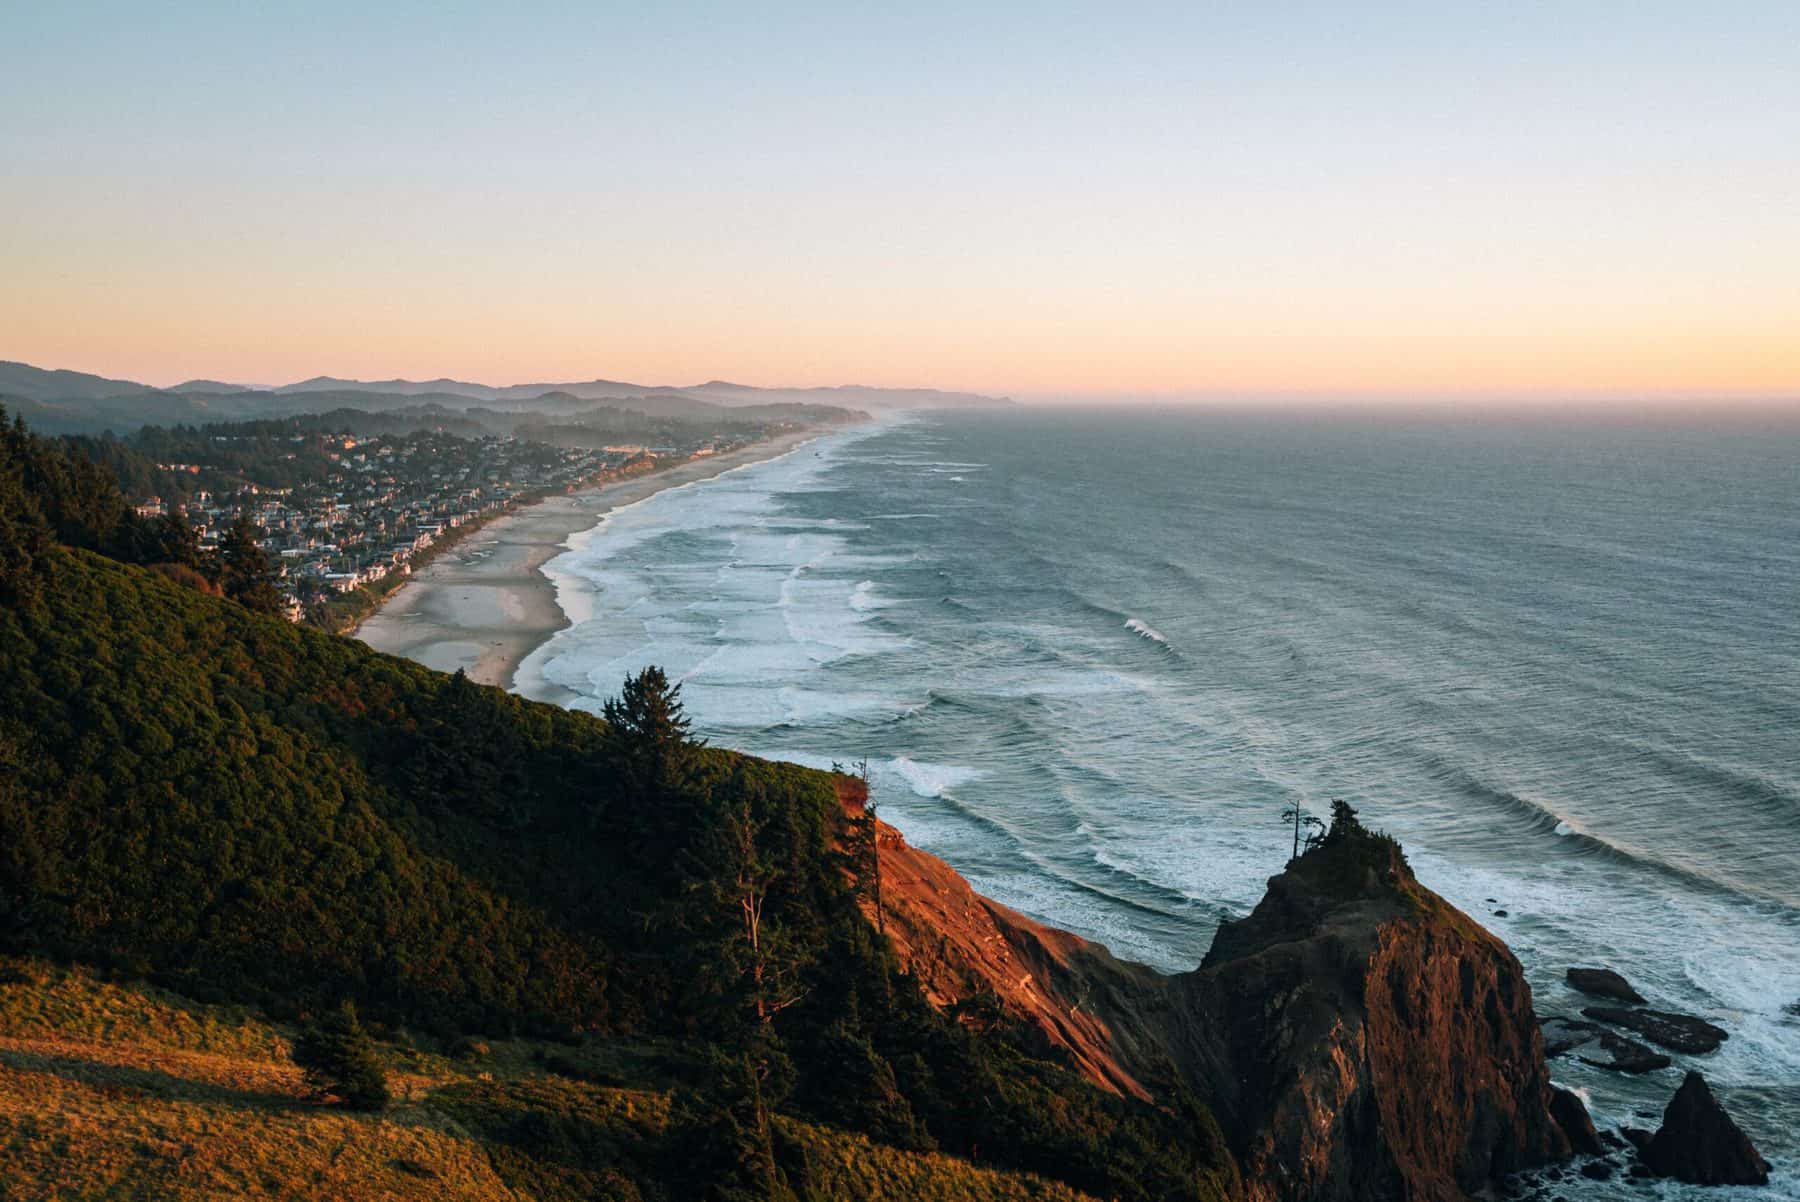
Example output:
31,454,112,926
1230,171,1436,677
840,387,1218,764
356,430,823,694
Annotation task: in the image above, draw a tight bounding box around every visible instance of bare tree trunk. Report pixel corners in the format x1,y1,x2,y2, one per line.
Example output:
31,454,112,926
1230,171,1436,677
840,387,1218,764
860,759,884,936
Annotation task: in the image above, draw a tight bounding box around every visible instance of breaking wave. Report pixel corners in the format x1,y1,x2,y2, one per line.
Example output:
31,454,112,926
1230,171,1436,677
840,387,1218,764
1125,617,1168,644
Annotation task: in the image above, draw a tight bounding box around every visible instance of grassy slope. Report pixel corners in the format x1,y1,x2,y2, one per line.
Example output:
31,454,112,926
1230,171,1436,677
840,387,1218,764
0,545,1238,1200
0,957,1096,1202
0,545,633,1031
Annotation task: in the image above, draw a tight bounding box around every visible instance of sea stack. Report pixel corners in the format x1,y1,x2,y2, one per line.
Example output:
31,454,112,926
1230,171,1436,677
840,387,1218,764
1643,1072,1771,1186
862,793,1594,1201
1180,805,1584,1201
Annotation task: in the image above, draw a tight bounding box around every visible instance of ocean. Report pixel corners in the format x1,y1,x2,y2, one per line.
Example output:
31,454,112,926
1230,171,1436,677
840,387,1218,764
516,406,1799,1196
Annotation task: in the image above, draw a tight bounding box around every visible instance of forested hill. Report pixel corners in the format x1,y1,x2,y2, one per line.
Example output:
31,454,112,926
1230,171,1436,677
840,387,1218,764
0,437,1239,1200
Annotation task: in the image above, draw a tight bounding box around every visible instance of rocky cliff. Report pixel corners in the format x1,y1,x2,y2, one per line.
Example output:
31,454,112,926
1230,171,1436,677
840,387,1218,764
851,794,1589,1202
1173,818,1577,1201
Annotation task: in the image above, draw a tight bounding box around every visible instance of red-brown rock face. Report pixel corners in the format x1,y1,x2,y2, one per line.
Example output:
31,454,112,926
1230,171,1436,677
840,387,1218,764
844,786,1588,1202
1179,833,1575,1201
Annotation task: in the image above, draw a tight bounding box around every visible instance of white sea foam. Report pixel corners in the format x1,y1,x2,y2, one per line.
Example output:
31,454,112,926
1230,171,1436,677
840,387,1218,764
849,580,898,612
1125,617,1169,644
889,756,981,799
521,418,904,721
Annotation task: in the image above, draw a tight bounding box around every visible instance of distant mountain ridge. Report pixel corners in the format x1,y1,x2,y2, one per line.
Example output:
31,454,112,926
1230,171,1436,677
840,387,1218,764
0,359,1006,434
170,378,258,394
272,372,1009,409
2,360,1007,409
0,360,157,401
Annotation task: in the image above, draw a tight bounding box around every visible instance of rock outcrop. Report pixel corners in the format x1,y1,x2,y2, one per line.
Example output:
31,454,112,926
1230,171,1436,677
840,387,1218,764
1171,815,1578,1201
1643,1072,1771,1186
1542,1012,1677,1072
1539,1015,1603,1057
1551,1088,1604,1156
851,788,1589,1202
1577,1030,1672,1074
1566,967,1644,1004
1582,1006,1728,1054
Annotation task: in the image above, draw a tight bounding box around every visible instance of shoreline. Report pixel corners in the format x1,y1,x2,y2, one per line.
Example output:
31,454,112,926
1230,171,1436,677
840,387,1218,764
355,430,824,695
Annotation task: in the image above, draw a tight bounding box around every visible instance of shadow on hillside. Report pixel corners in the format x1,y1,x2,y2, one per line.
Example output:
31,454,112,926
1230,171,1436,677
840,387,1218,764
0,1045,313,1113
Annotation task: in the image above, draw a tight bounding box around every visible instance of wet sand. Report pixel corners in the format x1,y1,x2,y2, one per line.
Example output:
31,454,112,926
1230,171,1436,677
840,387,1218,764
356,432,822,695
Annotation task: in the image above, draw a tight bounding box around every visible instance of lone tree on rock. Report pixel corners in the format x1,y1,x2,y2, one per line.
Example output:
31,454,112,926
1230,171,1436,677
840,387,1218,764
292,1001,390,1110
1281,802,1325,860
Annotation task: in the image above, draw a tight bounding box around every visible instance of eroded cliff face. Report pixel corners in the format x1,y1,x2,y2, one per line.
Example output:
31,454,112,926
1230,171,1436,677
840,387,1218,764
850,794,1163,1099
1177,831,1574,1201
845,789,1588,1202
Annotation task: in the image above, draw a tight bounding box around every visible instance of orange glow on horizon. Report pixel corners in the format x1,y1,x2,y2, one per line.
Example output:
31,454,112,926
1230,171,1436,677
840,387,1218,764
6,296,1796,407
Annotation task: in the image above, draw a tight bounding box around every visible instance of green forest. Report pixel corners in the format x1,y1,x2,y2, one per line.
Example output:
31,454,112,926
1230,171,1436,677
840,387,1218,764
0,407,1239,1200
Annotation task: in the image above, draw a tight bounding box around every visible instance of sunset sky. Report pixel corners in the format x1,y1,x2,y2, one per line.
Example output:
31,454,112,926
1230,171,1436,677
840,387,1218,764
3,2,1796,403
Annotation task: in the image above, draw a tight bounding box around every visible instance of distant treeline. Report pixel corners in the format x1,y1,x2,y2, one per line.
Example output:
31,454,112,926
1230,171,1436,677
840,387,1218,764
0,404,287,614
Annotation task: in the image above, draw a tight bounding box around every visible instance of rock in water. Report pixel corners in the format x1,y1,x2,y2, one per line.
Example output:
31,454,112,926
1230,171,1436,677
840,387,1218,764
1582,1006,1728,1054
1576,1031,1672,1075
1552,1087,1604,1156
1566,967,1645,1004
1643,1072,1771,1186
1539,1015,1603,1057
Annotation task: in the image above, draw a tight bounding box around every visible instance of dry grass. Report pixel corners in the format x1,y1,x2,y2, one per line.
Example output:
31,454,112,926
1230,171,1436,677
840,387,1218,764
0,959,286,1061
0,956,1103,1201
779,1119,1103,1201
0,1060,515,1200
0,959,498,1200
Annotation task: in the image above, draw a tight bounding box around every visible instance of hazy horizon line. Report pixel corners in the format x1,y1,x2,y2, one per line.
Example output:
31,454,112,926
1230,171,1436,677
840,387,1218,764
14,355,1800,411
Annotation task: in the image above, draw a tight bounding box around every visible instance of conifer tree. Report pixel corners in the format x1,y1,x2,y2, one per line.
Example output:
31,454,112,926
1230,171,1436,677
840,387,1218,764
218,514,283,614
153,510,201,568
601,666,700,800
292,1001,390,1110
675,1045,798,1202
0,410,51,605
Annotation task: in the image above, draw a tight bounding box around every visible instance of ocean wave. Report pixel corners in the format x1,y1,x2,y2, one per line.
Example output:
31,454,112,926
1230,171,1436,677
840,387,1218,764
1634,744,1800,819
1125,617,1169,644
1042,857,1195,924
888,755,982,798
1081,842,1216,916
1430,758,1793,911
849,580,894,612
872,458,989,470
895,788,1183,928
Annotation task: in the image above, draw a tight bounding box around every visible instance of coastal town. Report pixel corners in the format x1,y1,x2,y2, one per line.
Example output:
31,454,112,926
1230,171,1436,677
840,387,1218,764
124,423,743,623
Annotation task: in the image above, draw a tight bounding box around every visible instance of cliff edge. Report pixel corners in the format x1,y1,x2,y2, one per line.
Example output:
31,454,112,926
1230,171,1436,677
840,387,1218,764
1176,812,1577,1201
854,794,1589,1202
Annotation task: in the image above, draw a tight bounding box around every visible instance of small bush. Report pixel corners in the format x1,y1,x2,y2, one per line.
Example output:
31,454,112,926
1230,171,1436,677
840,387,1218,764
293,1001,391,1110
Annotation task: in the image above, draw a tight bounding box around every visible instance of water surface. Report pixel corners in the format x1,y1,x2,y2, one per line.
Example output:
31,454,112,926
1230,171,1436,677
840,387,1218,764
522,407,1800,1197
